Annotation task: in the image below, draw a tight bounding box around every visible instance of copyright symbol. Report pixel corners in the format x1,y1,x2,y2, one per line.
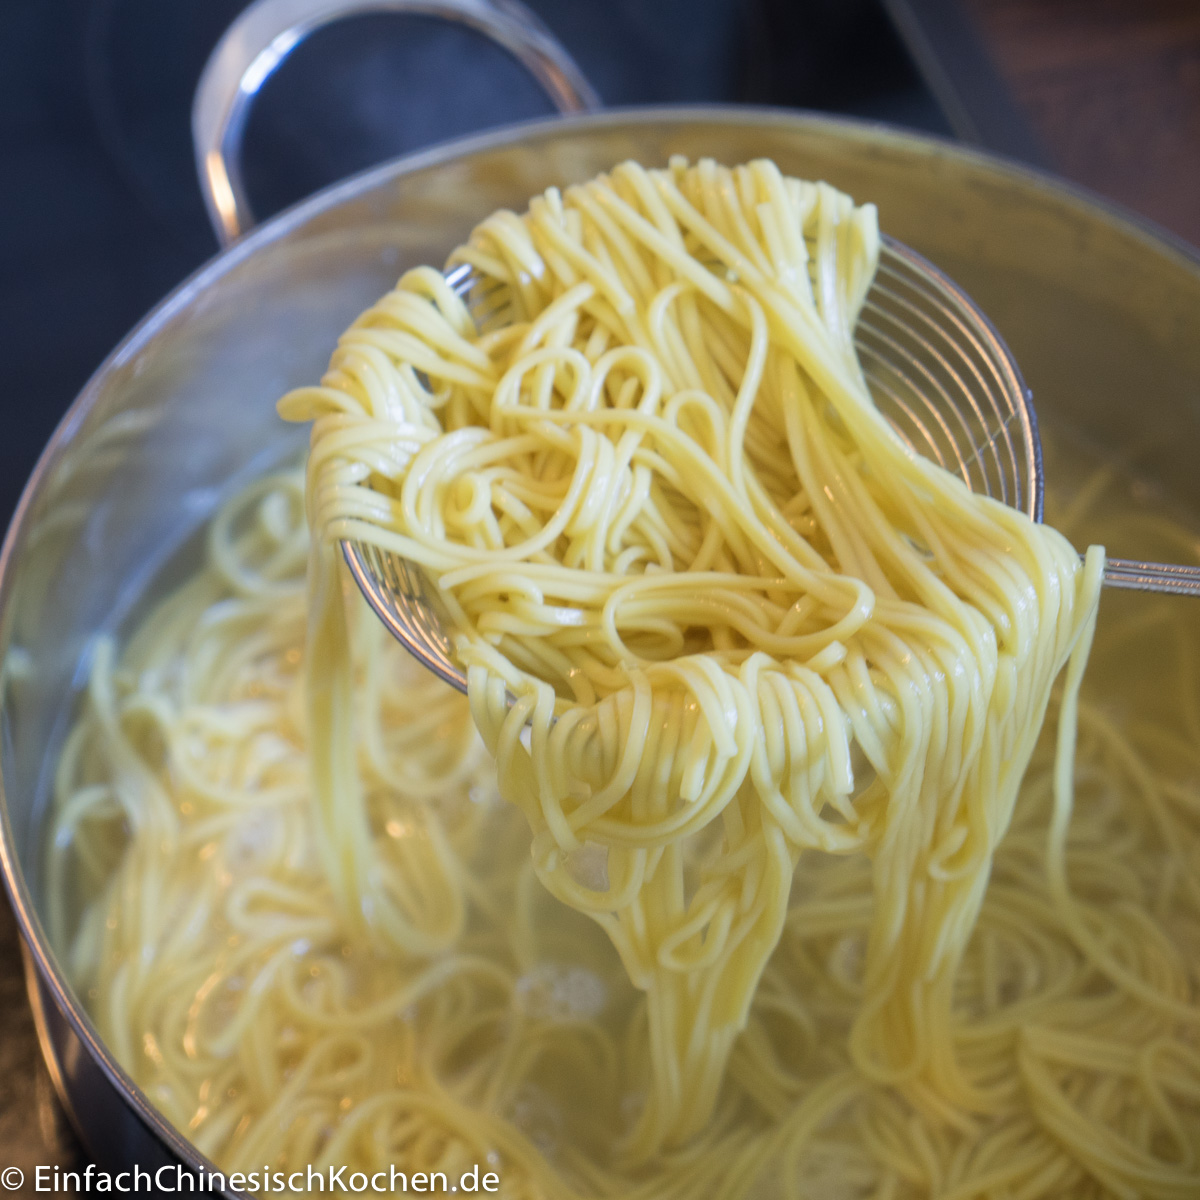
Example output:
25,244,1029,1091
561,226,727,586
1,1168,22,1190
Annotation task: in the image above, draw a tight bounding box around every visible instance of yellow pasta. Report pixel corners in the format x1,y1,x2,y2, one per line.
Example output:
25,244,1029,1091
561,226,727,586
47,159,1200,1198
280,158,1100,1150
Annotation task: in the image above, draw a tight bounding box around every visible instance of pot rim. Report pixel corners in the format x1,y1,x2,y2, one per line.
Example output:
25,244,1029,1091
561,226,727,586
2,101,1198,1177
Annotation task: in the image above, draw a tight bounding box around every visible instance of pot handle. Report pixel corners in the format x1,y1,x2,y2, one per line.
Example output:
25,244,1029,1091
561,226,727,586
192,0,602,247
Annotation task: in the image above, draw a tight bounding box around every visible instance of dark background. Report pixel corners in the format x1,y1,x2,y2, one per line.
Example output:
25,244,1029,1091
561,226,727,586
0,0,947,536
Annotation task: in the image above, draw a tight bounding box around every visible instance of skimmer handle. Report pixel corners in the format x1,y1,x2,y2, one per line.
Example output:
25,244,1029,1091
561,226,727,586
1103,558,1200,597
192,0,601,246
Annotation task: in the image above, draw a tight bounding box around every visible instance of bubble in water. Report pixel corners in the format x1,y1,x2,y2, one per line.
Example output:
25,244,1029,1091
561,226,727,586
515,964,607,1021
507,1084,562,1157
827,933,865,989
564,842,609,891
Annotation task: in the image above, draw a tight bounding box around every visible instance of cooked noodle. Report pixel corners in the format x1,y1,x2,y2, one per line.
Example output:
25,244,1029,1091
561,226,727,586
47,159,1200,1197
281,157,1102,1144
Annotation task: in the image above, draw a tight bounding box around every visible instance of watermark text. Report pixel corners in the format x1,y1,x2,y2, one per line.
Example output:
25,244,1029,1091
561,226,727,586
19,1163,501,1193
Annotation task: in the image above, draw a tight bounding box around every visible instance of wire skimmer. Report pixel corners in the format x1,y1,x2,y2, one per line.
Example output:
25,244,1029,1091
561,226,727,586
343,237,1200,696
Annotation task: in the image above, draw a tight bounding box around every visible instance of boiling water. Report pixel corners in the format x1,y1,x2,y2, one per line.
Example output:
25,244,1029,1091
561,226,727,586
44,430,1200,1197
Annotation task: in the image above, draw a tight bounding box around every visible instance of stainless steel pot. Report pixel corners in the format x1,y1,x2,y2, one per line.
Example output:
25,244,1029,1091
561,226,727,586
2,0,1199,1190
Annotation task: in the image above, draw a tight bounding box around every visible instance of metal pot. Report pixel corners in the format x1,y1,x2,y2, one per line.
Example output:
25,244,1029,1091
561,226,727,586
2,0,1199,1189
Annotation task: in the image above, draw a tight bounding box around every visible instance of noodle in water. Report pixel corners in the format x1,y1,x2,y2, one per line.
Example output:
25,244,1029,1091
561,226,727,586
47,159,1200,1197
